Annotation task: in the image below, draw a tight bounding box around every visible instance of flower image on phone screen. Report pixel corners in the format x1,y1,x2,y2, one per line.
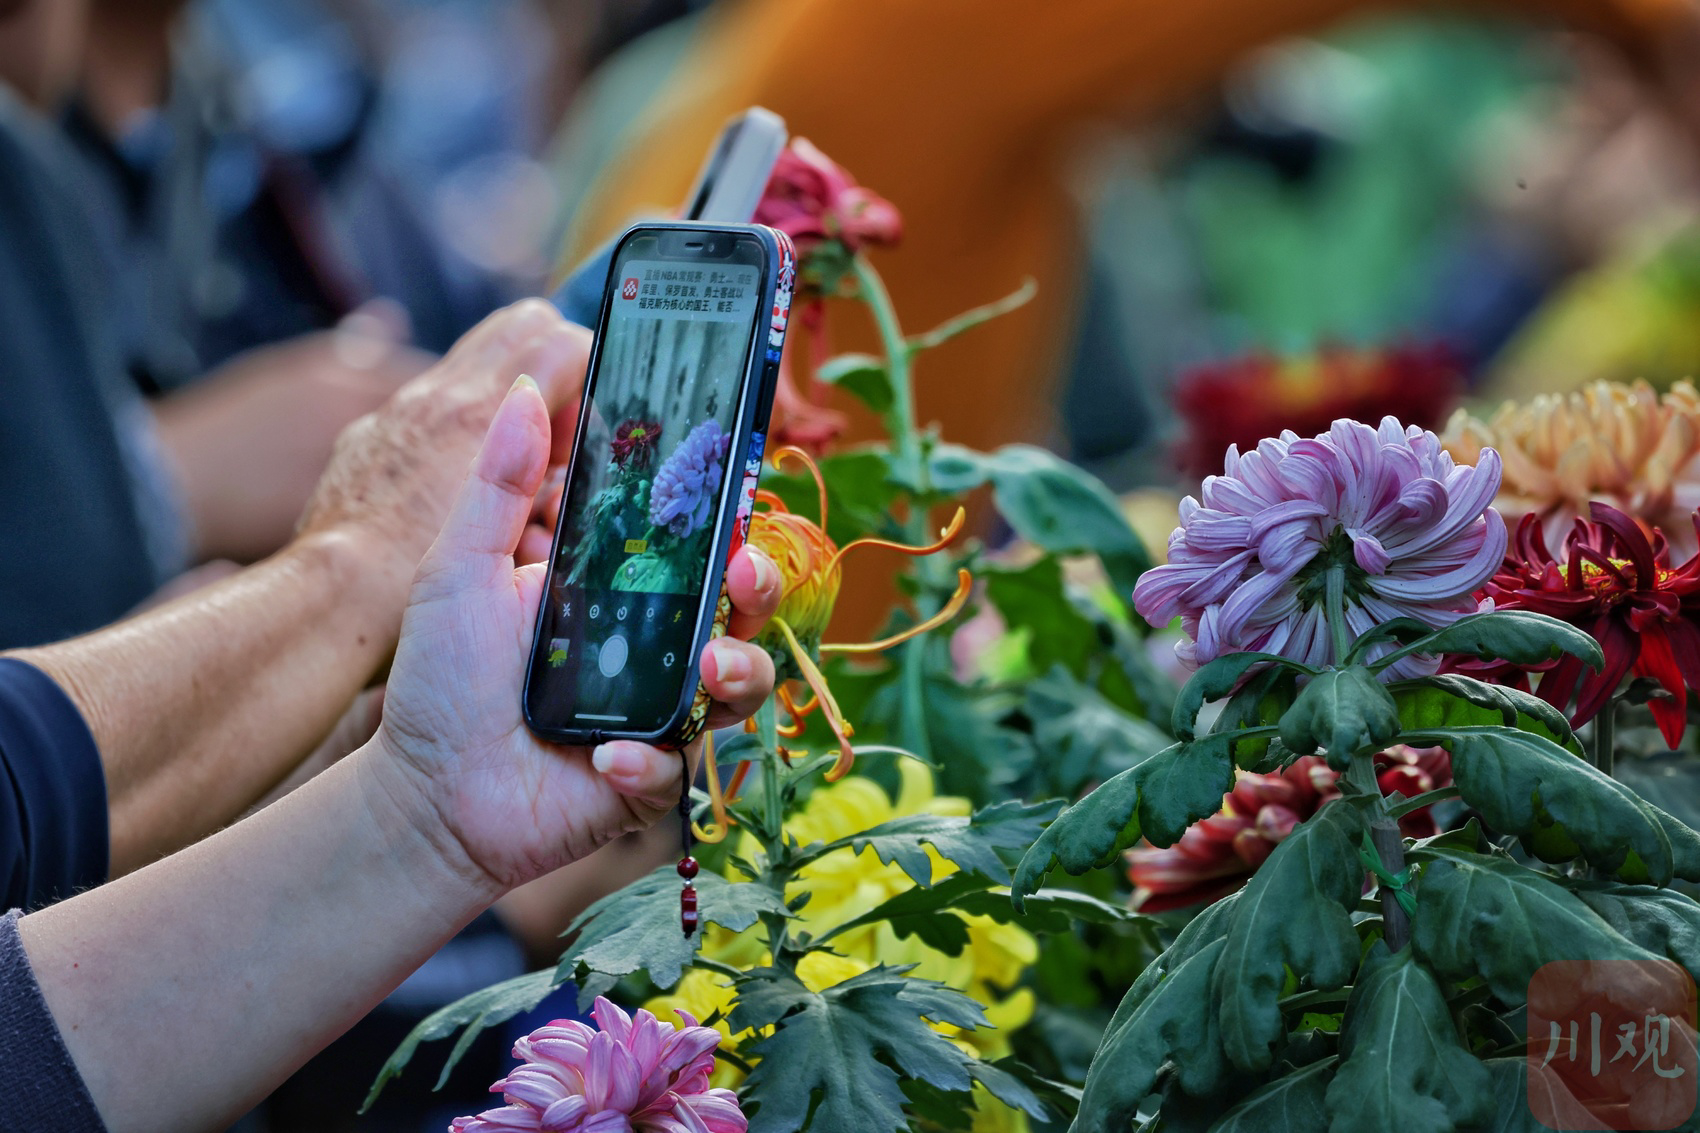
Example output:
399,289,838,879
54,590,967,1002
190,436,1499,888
527,230,769,737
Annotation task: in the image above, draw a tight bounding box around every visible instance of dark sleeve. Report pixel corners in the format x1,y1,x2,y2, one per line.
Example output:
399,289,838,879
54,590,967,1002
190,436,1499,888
0,659,108,910
0,910,107,1131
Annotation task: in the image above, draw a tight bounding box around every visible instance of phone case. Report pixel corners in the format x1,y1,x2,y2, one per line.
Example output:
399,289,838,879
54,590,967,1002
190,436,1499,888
524,222,796,750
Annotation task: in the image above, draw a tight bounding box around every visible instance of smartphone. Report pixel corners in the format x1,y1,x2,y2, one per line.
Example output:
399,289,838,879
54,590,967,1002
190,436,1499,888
523,222,796,747
549,108,787,327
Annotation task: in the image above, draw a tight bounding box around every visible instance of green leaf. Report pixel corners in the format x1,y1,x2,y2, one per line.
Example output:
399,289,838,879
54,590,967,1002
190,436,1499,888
802,798,1062,888
816,352,893,413
1073,938,1230,1133
1215,803,1368,1071
733,966,1044,1133
1371,609,1604,675
762,446,900,546
1397,672,1576,746
1026,671,1172,797
927,441,993,494
1341,617,1435,666
982,444,1152,597
1012,734,1235,904
1174,652,1313,741
555,866,789,1006
1392,680,1579,755
907,277,1037,354
1208,1059,1334,1132
1323,946,1492,1133
1278,665,1400,762
363,969,557,1110
1417,726,1675,884
1107,891,1242,1037
985,559,1102,680
1412,849,1657,1004
1574,882,1700,975
826,872,1141,955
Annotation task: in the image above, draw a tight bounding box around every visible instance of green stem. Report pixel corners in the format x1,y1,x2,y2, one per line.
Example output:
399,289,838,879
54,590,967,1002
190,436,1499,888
1384,785,1461,821
1323,565,1352,668
851,255,920,489
852,253,938,760
750,698,797,969
1347,751,1412,952
1594,698,1616,779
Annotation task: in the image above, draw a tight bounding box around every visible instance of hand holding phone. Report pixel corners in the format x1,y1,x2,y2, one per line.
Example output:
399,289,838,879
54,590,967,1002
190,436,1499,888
524,223,796,746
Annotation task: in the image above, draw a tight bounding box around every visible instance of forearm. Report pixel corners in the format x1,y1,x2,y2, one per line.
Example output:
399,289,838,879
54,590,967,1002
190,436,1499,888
8,531,406,875
17,743,499,1133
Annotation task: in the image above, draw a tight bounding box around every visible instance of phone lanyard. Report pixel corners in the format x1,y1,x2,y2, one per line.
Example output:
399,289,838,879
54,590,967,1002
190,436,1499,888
677,750,699,937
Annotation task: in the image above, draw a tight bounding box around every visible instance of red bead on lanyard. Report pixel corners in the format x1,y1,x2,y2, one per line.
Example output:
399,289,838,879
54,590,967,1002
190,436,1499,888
678,749,698,937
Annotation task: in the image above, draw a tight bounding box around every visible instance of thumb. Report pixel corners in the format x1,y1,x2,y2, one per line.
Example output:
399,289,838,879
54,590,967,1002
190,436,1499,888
413,374,553,600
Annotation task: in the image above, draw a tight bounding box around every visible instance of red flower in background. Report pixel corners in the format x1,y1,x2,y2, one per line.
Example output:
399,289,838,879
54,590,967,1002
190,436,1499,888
611,418,662,466
755,137,902,273
752,138,905,453
1126,747,1451,912
1449,504,1700,748
1173,344,1463,478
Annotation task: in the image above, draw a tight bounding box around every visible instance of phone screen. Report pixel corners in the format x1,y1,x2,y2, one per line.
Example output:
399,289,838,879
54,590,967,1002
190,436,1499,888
527,231,768,736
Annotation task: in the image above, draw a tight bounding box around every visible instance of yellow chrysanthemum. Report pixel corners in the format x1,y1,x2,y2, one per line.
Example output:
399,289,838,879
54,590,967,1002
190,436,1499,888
649,761,1037,1129
1441,380,1700,556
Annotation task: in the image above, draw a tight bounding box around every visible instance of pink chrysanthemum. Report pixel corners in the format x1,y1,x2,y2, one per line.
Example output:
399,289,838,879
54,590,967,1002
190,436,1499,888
1134,417,1507,677
449,997,746,1133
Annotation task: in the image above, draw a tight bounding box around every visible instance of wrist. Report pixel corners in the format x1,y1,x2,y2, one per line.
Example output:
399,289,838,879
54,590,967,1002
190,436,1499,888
354,737,508,914
282,526,414,659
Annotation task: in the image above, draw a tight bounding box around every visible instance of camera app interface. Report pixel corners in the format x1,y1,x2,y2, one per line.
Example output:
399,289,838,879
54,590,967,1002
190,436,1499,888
530,233,763,734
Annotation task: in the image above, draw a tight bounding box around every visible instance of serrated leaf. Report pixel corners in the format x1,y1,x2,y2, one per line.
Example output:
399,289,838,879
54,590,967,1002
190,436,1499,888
1278,665,1400,761
1419,726,1675,884
1012,735,1235,904
1207,1058,1333,1132
1215,803,1367,1071
1107,892,1242,1037
1412,849,1658,1004
826,871,1142,956
555,866,789,1006
733,966,1044,1133
1482,1056,1602,1132
804,798,1062,888
1174,652,1311,741
364,969,557,1110
1399,672,1576,746
1575,882,1700,975
1073,938,1230,1133
1373,609,1604,674
1324,946,1492,1133
1393,680,1578,754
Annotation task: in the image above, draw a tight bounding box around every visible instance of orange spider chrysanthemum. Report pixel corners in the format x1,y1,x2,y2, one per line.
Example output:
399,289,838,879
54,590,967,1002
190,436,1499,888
694,447,969,841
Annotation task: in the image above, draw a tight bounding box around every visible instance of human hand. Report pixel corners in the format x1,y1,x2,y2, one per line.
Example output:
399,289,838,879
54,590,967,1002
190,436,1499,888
369,375,781,892
154,303,437,563
297,300,591,619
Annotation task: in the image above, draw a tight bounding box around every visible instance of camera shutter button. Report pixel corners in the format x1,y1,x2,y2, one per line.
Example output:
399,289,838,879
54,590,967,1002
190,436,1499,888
598,635,629,678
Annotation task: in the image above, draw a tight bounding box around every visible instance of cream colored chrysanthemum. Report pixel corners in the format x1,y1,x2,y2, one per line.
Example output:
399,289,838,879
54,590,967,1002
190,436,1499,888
1441,380,1700,556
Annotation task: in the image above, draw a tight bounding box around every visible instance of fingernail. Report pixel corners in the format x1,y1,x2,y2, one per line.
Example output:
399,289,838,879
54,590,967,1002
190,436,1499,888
591,743,643,777
709,640,752,684
750,549,778,593
512,373,538,394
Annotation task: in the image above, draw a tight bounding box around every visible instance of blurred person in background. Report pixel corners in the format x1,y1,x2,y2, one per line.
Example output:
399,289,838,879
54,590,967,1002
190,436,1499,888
551,0,1700,640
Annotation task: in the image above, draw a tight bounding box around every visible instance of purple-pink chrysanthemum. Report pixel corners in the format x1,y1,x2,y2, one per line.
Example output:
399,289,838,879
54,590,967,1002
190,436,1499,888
448,996,746,1133
650,420,731,538
1133,416,1507,678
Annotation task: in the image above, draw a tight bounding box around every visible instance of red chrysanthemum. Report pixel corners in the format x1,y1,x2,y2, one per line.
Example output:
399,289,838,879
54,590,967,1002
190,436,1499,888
1174,344,1462,479
1126,747,1451,912
1451,503,1700,748
611,418,662,466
